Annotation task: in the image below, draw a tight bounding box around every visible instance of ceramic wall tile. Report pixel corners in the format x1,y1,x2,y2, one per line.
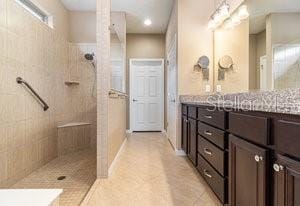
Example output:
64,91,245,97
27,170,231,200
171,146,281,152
0,0,96,187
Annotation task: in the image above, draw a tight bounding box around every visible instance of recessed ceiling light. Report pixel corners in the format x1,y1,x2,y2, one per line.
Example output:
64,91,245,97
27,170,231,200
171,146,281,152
144,19,152,26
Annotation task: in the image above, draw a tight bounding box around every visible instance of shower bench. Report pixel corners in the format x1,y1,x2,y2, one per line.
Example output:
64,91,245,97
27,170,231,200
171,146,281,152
57,122,92,156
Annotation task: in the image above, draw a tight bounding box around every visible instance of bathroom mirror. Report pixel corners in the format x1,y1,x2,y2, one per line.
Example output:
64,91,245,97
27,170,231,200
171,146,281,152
110,12,126,93
247,0,300,91
214,0,300,93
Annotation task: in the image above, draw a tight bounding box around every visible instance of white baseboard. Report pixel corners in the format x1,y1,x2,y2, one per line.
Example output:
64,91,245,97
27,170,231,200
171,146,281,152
175,149,186,156
108,138,127,176
161,130,167,136
126,130,132,134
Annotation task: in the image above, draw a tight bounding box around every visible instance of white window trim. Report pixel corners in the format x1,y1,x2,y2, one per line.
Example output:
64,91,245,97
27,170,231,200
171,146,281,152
15,0,53,28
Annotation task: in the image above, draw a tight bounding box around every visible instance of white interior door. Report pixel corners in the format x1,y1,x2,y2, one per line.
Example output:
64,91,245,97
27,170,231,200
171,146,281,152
167,38,177,147
130,59,164,131
260,55,267,90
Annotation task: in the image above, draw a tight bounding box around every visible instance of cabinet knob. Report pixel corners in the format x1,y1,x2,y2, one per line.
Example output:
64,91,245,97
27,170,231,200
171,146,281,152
273,164,284,172
254,155,263,162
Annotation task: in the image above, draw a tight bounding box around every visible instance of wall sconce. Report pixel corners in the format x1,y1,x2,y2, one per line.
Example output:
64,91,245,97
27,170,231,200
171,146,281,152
194,56,210,80
218,55,236,80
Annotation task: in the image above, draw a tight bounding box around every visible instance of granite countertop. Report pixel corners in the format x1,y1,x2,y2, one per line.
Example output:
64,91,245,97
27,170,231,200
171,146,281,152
180,88,300,115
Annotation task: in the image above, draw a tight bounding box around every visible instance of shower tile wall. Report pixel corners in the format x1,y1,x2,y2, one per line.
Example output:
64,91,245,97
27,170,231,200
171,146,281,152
0,0,96,187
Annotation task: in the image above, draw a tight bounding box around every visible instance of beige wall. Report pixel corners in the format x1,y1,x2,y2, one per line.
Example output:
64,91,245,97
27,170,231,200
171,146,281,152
69,11,96,43
214,19,250,93
108,98,126,167
108,12,127,169
0,0,96,187
177,0,214,95
126,34,166,130
32,0,70,40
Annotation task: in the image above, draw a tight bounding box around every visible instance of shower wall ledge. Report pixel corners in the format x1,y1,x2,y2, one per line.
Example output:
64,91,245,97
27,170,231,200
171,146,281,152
57,122,91,128
0,189,63,206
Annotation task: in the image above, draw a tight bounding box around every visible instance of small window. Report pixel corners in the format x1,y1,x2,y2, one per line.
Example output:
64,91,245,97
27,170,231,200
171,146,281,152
15,0,53,27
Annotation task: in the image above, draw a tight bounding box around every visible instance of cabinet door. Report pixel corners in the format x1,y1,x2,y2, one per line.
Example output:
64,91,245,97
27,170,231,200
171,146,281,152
229,135,268,206
181,116,188,153
187,119,197,165
274,155,300,206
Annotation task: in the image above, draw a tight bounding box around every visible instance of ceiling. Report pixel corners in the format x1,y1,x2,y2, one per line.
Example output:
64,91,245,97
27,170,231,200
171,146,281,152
61,0,96,11
247,0,300,34
61,0,174,34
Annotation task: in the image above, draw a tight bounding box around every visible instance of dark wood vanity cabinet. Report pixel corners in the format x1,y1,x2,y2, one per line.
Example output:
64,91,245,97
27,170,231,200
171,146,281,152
181,115,188,153
274,155,300,206
187,118,197,165
181,106,197,165
229,135,269,206
181,104,300,206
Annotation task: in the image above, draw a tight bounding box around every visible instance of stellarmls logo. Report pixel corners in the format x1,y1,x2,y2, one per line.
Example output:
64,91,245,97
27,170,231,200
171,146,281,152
205,93,300,113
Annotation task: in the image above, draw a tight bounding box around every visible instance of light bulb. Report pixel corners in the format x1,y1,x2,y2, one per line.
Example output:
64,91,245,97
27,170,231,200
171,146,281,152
208,19,217,30
144,19,152,26
223,18,234,30
238,5,249,20
219,3,230,20
231,13,241,26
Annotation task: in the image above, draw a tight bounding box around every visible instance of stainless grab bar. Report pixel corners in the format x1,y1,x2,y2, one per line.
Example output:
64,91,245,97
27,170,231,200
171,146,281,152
109,89,128,98
16,77,49,111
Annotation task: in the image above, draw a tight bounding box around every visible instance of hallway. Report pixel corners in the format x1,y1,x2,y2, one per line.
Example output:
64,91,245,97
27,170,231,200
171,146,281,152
82,133,221,206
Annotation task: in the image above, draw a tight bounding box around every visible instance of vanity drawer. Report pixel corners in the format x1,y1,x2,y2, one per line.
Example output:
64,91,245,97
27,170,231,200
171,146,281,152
188,106,197,119
197,154,226,203
198,122,226,149
275,120,300,158
229,112,269,145
198,108,226,129
198,136,225,176
182,105,188,116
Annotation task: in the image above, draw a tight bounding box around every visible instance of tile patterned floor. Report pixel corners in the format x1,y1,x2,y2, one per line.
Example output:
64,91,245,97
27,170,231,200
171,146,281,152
11,149,96,206
83,132,222,206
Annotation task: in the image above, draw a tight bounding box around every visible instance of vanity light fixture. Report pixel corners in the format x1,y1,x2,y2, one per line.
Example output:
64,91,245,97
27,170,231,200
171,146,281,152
238,5,249,20
209,4,249,31
208,0,230,30
224,5,248,29
144,19,152,26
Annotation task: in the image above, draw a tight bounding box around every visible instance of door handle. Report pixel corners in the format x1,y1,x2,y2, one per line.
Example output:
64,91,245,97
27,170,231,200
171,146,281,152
203,170,212,178
204,148,213,156
204,131,212,136
204,115,212,119
171,99,176,103
132,99,138,102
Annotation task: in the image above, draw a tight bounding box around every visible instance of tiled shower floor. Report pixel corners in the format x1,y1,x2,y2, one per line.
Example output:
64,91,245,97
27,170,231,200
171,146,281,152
11,149,97,206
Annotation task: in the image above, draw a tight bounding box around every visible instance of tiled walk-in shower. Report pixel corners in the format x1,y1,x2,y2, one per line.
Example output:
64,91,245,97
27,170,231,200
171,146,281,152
0,0,97,205
11,149,96,205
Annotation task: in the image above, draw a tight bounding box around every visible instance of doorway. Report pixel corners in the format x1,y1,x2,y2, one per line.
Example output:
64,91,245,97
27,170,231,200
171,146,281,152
260,55,267,90
130,59,164,132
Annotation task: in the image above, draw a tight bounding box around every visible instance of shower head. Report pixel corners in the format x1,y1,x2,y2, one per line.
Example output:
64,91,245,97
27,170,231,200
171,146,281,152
84,53,94,61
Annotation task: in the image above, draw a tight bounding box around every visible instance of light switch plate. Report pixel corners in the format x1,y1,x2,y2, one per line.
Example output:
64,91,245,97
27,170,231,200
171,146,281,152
205,85,211,93
216,85,222,93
